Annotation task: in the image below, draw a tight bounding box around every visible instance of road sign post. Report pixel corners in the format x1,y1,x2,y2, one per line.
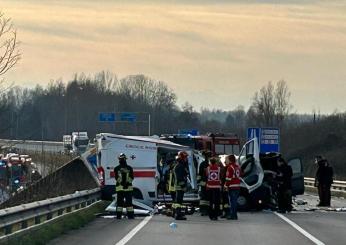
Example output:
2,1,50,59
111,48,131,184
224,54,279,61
247,127,280,153
99,112,116,122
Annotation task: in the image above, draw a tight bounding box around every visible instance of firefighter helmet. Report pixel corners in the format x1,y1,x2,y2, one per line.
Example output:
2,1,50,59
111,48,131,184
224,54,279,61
118,153,127,160
177,151,188,160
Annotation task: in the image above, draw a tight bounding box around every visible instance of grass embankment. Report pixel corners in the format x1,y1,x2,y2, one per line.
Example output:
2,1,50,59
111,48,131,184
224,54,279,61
1,201,109,245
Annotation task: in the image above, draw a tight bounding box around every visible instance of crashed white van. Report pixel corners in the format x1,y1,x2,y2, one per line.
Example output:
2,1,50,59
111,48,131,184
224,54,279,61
234,137,304,210
94,133,199,207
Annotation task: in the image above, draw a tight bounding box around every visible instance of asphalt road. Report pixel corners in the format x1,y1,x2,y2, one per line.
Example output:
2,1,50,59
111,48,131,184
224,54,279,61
49,195,346,245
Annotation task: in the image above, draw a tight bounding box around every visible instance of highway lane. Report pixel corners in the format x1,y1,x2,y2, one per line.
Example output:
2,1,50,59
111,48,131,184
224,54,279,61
49,216,143,245
49,194,346,245
286,212,346,245
48,212,340,245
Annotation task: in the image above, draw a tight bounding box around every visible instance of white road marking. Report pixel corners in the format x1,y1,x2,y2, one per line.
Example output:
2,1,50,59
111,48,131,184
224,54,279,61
275,212,325,245
115,215,153,245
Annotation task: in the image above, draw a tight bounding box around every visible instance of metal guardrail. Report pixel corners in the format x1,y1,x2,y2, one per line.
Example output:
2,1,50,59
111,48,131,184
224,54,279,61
304,177,346,192
0,188,101,238
0,138,64,153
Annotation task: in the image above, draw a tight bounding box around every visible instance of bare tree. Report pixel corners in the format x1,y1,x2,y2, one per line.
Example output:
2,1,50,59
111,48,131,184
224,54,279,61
0,12,20,87
249,80,292,127
275,80,292,126
251,81,276,126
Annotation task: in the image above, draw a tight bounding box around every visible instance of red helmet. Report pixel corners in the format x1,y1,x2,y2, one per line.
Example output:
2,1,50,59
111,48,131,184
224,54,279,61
177,151,188,160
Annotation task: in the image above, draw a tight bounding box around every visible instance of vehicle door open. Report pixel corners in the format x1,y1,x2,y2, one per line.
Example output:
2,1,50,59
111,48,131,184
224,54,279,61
238,137,263,193
288,158,304,195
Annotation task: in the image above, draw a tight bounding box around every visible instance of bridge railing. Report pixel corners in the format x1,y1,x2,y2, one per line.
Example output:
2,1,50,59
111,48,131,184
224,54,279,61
304,177,346,192
0,188,101,239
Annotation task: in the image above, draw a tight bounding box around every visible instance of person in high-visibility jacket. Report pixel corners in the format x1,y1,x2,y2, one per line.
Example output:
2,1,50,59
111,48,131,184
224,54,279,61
166,159,177,217
197,150,211,216
114,153,134,219
173,151,189,220
224,154,242,220
220,156,231,218
206,157,222,221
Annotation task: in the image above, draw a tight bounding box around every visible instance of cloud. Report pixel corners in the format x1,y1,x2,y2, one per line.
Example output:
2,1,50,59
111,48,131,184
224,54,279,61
2,0,346,113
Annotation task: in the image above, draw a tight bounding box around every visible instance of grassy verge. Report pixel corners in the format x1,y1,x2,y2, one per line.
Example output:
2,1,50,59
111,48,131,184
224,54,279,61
1,201,109,245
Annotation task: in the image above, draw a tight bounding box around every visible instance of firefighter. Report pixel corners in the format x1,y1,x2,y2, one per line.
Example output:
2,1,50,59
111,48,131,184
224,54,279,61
173,151,189,220
166,159,177,217
114,153,134,219
197,150,211,216
206,157,222,221
224,154,242,220
220,155,231,218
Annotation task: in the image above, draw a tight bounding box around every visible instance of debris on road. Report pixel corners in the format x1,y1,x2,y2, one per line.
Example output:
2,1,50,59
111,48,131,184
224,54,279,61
294,199,308,205
170,222,177,229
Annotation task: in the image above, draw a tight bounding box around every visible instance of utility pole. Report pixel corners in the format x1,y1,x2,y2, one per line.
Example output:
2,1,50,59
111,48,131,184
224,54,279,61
148,113,151,136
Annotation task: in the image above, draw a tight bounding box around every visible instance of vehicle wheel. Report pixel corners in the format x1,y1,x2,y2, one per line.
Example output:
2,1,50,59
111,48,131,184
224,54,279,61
237,191,249,211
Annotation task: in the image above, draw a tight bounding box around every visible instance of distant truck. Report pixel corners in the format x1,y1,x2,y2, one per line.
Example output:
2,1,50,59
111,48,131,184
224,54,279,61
63,132,89,155
160,133,241,156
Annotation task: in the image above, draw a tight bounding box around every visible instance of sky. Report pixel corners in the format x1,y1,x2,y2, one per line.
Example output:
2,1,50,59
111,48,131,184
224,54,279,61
1,0,346,113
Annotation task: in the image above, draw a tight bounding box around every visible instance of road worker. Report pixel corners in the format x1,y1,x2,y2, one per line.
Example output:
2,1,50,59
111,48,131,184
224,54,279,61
224,154,242,220
114,153,134,219
206,157,222,220
197,150,211,216
173,151,189,220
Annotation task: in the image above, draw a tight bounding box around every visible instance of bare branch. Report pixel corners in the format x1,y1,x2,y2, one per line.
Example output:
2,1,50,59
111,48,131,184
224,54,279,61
0,12,21,78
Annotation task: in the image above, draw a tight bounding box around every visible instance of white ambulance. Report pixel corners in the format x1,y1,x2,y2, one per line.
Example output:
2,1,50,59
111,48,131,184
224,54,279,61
94,133,199,207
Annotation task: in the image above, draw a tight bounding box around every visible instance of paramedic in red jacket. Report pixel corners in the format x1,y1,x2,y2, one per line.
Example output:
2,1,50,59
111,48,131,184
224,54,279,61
206,157,222,221
224,154,242,220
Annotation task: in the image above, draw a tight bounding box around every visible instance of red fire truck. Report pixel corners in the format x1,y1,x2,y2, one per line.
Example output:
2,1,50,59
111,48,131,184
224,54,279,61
160,133,241,156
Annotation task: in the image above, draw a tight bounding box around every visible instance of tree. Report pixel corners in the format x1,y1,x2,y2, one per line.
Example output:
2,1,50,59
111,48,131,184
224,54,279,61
249,80,292,127
275,80,292,126
0,12,21,93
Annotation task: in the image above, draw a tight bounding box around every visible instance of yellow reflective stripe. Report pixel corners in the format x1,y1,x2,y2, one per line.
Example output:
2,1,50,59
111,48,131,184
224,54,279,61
127,207,134,212
116,186,133,191
229,184,240,188
199,200,209,206
116,207,123,212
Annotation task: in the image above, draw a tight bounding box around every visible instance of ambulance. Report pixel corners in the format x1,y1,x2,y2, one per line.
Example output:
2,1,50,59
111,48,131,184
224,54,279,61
94,133,200,207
